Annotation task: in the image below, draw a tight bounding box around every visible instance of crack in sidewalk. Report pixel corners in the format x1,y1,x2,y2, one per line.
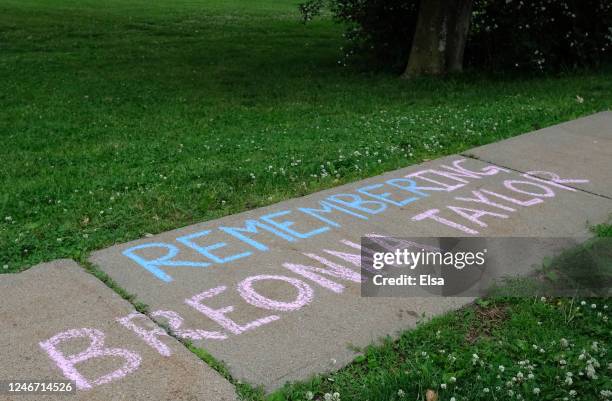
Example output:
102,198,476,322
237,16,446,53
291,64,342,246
74,258,260,399
461,153,612,201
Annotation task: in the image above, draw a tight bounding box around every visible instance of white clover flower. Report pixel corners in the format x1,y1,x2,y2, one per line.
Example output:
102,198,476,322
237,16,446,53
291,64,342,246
441,383,447,390
560,338,569,348
483,387,490,393
570,389,577,396
450,376,457,383
581,301,587,306
586,364,598,379
533,388,541,395
591,304,597,309
499,365,505,372
397,389,405,398
324,393,341,401
564,376,573,385
306,391,314,400
450,397,456,401
528,373,534,380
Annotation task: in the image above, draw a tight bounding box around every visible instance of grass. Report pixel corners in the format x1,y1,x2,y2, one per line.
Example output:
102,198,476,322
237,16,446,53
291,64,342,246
1,0,612,272
593,223,612,238
260,297,611,401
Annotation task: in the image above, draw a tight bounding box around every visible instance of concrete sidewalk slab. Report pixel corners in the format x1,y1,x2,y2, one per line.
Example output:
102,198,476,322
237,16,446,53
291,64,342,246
90,117,612,391
0,260,237,401
557,111,612,140
464,111,612,198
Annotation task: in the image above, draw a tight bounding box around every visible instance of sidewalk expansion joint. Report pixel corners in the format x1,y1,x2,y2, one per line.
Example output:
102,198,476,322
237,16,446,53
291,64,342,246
461,152,612,202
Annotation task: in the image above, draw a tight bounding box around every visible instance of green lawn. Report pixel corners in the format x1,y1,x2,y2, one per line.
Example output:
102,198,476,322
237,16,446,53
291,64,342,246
179,285,611,401
1,0,612,272
261,296,611,401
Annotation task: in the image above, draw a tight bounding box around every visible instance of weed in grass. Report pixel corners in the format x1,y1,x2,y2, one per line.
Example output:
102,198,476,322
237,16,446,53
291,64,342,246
593,223,612,238
77,258,150,313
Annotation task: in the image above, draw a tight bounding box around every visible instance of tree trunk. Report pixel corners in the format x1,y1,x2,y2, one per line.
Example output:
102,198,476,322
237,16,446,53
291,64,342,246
403,0,447,78
402,0,473,78
446,0,473,73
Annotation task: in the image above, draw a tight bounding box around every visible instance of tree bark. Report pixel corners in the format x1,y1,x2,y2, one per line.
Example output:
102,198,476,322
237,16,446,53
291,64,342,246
402,0,473,78
446,0,473,73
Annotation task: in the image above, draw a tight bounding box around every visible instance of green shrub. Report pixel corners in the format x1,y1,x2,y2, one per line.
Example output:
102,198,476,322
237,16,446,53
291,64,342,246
300,0,612,72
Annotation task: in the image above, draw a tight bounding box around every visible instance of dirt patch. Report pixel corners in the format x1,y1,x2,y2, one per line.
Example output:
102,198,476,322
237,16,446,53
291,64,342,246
466,304,508,344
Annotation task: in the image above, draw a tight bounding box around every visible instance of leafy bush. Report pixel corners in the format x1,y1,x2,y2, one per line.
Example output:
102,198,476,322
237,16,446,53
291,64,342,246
300,0,612,72
468,0,612,71
329,0,420,71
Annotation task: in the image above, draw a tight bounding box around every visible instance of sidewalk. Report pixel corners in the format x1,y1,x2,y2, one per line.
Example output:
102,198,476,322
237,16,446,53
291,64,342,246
1,112,610,398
